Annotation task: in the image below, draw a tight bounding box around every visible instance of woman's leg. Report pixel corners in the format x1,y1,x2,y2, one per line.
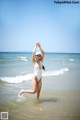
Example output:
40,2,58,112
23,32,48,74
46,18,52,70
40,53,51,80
19,76,37,95
36,79,42,99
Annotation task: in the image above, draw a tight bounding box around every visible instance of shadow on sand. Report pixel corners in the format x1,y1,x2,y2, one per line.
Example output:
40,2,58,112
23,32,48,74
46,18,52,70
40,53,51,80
40,97,61,104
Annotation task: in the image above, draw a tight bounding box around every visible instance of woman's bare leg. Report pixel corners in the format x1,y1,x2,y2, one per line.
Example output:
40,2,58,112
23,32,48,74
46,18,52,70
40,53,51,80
19,76,37,95
36,79,42,99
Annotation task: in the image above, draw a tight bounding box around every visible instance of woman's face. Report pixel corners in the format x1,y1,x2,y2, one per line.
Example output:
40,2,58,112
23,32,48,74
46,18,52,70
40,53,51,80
35,54,42,61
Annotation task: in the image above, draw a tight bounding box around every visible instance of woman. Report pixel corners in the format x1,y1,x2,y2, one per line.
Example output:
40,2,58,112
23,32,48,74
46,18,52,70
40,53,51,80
18,43,45,99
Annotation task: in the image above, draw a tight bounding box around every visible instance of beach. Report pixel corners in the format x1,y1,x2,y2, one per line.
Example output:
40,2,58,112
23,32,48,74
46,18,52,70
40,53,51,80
0,52,80,120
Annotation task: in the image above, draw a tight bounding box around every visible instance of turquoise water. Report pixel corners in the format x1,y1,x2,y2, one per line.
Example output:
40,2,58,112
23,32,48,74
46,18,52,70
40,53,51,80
0,52,80,87
0,52,33,77
0,52,80,77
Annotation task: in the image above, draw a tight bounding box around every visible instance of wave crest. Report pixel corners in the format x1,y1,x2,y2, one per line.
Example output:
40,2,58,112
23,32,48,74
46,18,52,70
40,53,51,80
43,68,69,77
18,56,28,62
0,68,69,84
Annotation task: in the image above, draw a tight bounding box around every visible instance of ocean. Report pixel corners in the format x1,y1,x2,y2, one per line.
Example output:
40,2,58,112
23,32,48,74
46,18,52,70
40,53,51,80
0,52,80,120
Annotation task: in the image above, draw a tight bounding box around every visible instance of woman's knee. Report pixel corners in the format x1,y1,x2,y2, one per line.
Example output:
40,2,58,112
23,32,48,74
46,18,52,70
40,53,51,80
32,89,36,94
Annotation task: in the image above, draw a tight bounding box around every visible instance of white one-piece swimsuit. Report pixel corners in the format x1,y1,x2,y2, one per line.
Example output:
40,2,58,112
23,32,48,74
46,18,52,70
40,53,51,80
34,62,42,81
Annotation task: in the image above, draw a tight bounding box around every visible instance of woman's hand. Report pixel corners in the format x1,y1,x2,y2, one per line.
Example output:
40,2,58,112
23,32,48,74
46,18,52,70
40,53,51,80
36,42,41,48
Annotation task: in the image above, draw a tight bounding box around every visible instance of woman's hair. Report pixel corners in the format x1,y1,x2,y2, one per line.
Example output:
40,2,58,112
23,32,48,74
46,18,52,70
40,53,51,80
42,65,45,71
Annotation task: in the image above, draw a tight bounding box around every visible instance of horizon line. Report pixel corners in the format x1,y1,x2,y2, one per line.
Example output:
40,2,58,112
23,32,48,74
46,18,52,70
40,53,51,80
0,51,80,54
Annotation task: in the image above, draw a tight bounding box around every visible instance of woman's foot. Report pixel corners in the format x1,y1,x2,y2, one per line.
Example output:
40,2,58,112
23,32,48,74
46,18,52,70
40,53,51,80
18,89,24,96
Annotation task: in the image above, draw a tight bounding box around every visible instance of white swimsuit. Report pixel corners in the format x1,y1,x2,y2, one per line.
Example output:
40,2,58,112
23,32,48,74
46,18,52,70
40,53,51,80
34,62,42,81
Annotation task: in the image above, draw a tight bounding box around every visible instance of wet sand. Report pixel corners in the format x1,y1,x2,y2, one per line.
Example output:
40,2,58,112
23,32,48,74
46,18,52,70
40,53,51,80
0,90,80,120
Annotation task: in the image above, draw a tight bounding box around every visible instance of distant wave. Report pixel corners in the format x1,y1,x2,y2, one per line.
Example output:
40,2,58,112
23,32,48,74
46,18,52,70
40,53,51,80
18,56,28,62
0,67,69,84
69,59,74,62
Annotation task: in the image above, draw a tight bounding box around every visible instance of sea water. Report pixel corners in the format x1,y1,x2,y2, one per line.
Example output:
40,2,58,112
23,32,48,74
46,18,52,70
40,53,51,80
0,52,80,120
0,52,80,82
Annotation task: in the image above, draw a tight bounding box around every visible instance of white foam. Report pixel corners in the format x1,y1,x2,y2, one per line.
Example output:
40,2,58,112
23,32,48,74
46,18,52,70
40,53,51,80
21,58,28,61
1,73,33,83
69,59,74,62
20,56,27,59
18,56,28,62
0,68,69,84
43,68,69,77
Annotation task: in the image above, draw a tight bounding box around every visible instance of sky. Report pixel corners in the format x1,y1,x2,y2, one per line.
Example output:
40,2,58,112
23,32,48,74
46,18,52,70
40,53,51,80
0,0,80,53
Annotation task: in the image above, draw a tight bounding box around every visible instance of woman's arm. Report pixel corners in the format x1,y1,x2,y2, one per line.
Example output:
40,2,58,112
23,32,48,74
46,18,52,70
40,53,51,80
32,45,37,64
38,43,45,61
32,43,39,64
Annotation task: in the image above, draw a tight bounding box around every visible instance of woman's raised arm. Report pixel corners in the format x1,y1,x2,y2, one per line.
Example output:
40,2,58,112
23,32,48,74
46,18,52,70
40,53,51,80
32,44,37,64
38,43,45,61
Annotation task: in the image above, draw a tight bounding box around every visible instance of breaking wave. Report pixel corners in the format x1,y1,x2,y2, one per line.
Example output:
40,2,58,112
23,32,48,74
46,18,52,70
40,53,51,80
0,68,69,84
